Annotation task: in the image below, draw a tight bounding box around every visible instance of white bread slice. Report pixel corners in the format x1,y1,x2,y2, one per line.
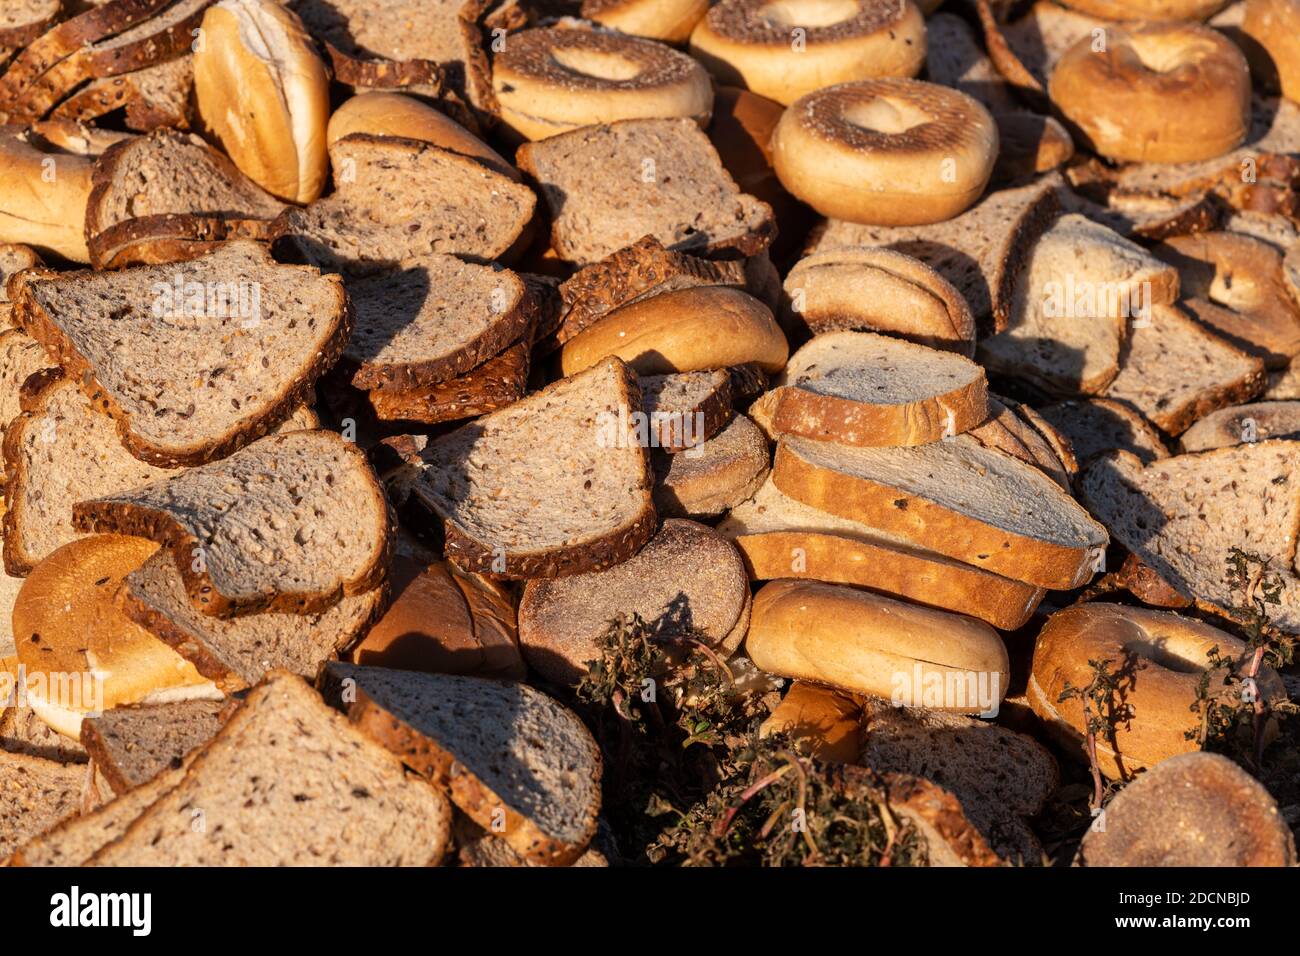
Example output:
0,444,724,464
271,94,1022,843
749,331,989,448
1180,401,1300,452
772,434,1108,590
966,396,1076,491
718,477,1046,630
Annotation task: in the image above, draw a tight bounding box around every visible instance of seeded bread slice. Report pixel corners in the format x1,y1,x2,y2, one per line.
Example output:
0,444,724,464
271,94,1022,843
89,671,453,865
1101,304,1266,436
0,0,63,49
0,328,50,450
51,52,193,131
750,331,989,448
516,117,775,265
86,213,275,270
366,338,531,425
0,752,86,861
120,549,390,691
653,411,769,518
273,133,537,274
79,698,228,795
0,244,40,302
773,434,1108,590
1180,401,1300,452
411,357,656,579
640,369,733,453
1036,398,1169,467
323,663,601,866
15,241,350,466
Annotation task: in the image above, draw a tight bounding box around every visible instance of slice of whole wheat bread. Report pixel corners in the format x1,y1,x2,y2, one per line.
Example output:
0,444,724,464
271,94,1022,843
640,369,733,453
1180,401,1300,451
323,663,602,866
366,338,532,425
0,751,87,861
0,0,63,49
79,698,229,795
1036,398,1168,467
51,53,193,131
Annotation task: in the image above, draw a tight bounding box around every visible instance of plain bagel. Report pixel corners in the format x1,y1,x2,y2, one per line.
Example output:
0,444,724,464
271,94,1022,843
1028,603,1285,780
1048,22,1251,164
581,0,710,44
492,27,714,141
772,78,998,225
689,0,927,106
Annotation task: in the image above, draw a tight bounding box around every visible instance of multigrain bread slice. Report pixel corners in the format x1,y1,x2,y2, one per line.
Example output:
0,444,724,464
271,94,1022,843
518,519,751,685
806,177,1062,332
1180,401,1300,451
84,212,275,270
749,331,989,448
89,671,453,865
772,434,1108,590
640,369,733,453
410,357,656,579
516,117,775,265
1036,398,1168,467
0,752,87,860
1081,441,1300,632
342,255,536,391
51,52,193,130
0,328,50,445
79,698,228,795
272,133,537,274
1101,304,1266,436
120,549,390,691
14,241,350,467
0,0,63,49
366,338,531,425
718,477,1046,630
454,813,610,868
74,429,391,617
653,412,769,518
322,663,601,866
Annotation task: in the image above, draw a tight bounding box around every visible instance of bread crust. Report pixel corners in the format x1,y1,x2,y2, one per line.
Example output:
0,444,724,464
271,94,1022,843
50,58,194,131
87,214,276,270
366,338,531,425
647,372,733,452
583,0,708,43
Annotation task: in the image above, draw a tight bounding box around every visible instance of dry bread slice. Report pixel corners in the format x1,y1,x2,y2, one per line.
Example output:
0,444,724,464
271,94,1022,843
74,429,390,616
1101,304,1266,436
966,396,1076,491
26,117,135,157
79,698,228,794
772,434,1108,590
516,117,775,265
366,338,531,425
1180,401,1300,451
807,177,1062,332
121,548,390,691
0,243,40,301
0,752,86,860
51,52,193,131
89,671,453,865
1036,398,1168,467
0,0,63,49
342,255,536,391
750,331,989,448
653,412,769,518
640,369,732,453
15,241,350,466
273,133,537,274
323,663,602,866
718,477,1046,630
411,357,656,579
0,328,49,446
1081,441,1300,632
0,700,87,763
1057,187,1219,242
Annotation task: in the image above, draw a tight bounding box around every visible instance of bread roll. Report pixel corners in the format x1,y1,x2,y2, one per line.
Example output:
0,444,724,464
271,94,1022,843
194,0,330,203
747,579,1011,714
582,0,710,45
0,126,92,262
1242,0,1300,104
759,681,865,762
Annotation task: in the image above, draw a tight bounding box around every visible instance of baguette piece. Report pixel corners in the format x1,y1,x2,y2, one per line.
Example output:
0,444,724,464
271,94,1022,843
516,117,775,265
750,331,989,448
640,369,732,452
410,357,656,579
89,671,453,866
79,698,228,794
653,411,769,518
324,663,601,866
366,338,530,425
50,53,193,130
1036,398,1168,467
14,241,350,467
718,477,1046,630
1180,401,1300,451
772,434,1108,590
0,752,86,861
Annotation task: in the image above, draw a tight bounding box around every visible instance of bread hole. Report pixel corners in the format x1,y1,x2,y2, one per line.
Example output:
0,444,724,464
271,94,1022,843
1126,35,1216,75
1121,637,1207,674
842,97,932,135
549,47,644,82
759,0,860,28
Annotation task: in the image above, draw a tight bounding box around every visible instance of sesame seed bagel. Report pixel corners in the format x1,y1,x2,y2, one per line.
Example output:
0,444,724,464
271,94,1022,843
492,27,714,141
1048,23,1251,164
771,79,998,225
688,0,927,106
582,0,710,44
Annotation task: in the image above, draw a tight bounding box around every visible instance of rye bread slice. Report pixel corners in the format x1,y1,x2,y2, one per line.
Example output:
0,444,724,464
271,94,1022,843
342,255,537,391
0,751,87,861
73,429,391,617
772,434,1108,590
15,241,350,467
51,52,193,130
79,698,228,795
120,548,390,691
639,369,733,453
0,0,63,49
1036,398,1169,467
366,338,531,425
653,411,769,518
322,663,602,866
1180,401,1300,451
807,176,1062,332
516,117,776,265
410,357,656,579
88,671,453,865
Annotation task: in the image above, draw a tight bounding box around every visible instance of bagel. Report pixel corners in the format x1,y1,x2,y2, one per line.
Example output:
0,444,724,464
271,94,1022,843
690,0,926,106
1048,23,1251,164
1056,0,1232,19
581,0,710,44
1028,603,1285,781
771,79,998,225
491,27,714,141
1242,0,1300,102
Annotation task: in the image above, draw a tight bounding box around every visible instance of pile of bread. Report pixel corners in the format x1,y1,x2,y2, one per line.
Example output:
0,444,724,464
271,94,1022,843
0,0,1298,868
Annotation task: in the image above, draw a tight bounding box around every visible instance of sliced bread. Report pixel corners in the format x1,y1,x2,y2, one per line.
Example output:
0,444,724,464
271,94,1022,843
15,241,350,466
978,0,1100,95
1180,401,1300,451
0,0,63,49
0,700,87,763
50,52,193,131
653,411,769,518
272,133,537,273
516,117,775,265
1036,398,1168,467
79,698,228,794
89,671,453,865
640,369,733,453
323,663,601,866
772,434,1109,590
518,518,751,685
718,477,1046,630
366,338,531,425
966,396,1076,491
0,243,40,301
750,331,989,448
0,328,51,451
0,751,86,861
410,357,656,579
